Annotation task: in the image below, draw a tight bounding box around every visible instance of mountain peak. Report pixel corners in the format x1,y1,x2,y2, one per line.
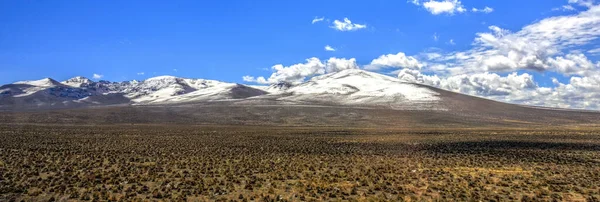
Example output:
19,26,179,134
62,76,93,87
14,78,60,87
145,75,180,82
312,68,398,82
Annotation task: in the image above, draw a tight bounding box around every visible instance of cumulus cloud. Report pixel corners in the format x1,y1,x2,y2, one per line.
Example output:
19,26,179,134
242,76,268,84
326,57,359,73
551,74,600,109
366,52,424,70
92,74,103,79
324,45,336,52
394,68,600,109
411,0,466,15
410,0,494,15
424,0,466,15
244,57,359,84
312,16,325,24
398,69,537,96
264,57,325,84
330,18,367,31
547,53,598,75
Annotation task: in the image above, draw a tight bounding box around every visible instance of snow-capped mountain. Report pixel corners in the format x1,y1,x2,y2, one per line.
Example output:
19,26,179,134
7,78,62,98
118,76,267,103
61,76,93,87
15,78,61,87
0,70,446,110
0,75,270,109
269,69,443,110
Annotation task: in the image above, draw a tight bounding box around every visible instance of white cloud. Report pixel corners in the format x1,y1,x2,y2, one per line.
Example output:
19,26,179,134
312,16,325,24
410,0,421,5
569,0,595,8
242,76,269,84
243,57,359,84
433,33,439,41
399,70,537,96
395,58,600,109
547,53,598,75
330,18,367,31
410,0,494,15
265,57,325,84
324,45,336,52
367,52,424,70
554,0,595,11
472,6,494,13
395,69,584,107
410,0,466,15
554,5,576,11
173,69,178,72
92,74,103,79
588,47,600,54
242,75,254,82
137,72,145,75
447,39,456,45
426,6,600,76
326,57,359,73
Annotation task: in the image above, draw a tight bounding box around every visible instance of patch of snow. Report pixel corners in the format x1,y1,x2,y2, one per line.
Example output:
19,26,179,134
61,76,93,87
14,78,59,87
12,86,46,97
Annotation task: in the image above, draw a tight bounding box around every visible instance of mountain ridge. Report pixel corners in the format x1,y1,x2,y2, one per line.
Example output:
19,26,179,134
0,69,597,114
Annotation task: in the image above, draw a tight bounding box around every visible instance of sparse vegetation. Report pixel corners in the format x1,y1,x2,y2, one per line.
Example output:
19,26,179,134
1,124,600,201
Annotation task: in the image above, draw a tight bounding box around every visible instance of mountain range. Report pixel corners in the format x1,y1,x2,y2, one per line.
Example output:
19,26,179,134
0,69,446,110
1,69,599,127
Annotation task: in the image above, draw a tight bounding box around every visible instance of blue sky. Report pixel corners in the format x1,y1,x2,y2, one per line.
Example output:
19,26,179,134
1,0,600,109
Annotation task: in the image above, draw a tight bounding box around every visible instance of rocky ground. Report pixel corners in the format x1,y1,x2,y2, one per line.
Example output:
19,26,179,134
1,124,600,201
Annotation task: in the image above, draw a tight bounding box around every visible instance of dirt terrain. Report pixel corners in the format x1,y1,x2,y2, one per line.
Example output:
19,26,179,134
1,124,600,201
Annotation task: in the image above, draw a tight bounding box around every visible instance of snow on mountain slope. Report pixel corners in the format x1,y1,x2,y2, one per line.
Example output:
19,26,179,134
248,83,292,94
14,78,61,87
2,70,444,110
61,76,93,87
120,76,196,102
0,75,270,109
116,76,267,104
9,78,63,97
268,69,444,110
289,69,438,100
139,84,266,104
